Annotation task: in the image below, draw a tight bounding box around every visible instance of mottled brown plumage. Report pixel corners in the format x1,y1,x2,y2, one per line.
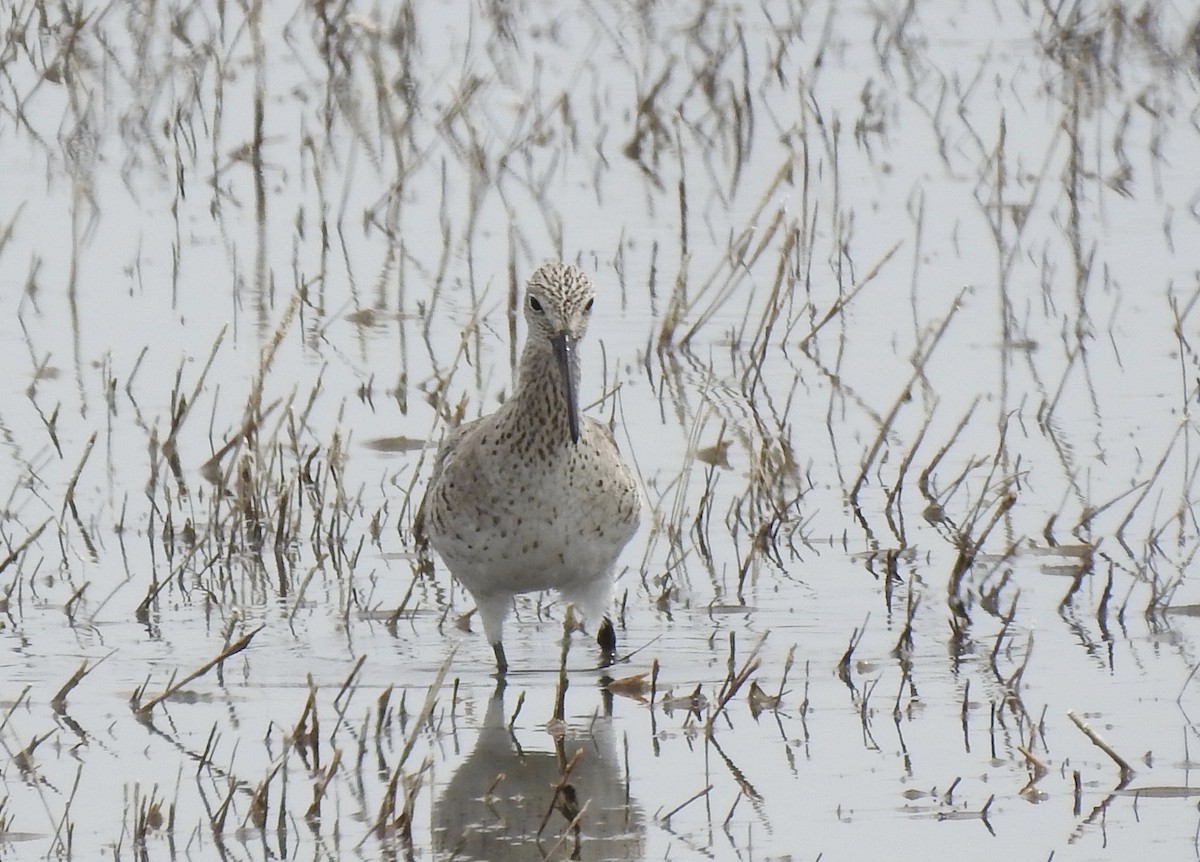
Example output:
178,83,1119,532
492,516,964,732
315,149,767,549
423,262,641,674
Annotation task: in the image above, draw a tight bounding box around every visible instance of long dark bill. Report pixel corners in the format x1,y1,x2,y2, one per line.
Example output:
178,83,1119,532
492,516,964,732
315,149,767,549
552,332,581,444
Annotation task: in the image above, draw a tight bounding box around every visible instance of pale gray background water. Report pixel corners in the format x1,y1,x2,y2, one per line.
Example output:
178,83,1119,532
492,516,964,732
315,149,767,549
3,1,1200,859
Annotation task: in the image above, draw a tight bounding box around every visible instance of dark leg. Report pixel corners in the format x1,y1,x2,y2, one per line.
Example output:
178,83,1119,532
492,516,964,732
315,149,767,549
492,641,509,676
597,616,617,667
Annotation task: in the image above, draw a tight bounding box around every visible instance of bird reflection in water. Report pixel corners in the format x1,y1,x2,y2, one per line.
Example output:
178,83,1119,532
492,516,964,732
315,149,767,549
433,688,644,860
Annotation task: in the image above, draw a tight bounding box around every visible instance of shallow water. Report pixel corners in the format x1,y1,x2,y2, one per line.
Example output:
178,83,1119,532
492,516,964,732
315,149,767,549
3,0,1200,859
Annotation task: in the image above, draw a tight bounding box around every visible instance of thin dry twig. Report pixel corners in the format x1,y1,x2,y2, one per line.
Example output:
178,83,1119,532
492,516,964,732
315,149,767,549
135,626,265,716
1067,709,1134,787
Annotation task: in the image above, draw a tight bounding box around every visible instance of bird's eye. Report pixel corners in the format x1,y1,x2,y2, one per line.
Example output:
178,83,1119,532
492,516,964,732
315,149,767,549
529,296,543,313
584,298,594,313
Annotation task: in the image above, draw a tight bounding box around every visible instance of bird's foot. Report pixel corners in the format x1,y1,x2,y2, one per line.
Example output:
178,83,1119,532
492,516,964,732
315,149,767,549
597,617,617,668
492,641,509,677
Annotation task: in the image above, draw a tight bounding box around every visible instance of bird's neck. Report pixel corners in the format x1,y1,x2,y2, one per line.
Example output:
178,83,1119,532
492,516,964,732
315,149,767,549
508,342,580,443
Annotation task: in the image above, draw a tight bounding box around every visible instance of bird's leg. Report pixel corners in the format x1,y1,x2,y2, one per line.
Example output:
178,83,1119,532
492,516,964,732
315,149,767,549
597,616,617,667
492,641,509,677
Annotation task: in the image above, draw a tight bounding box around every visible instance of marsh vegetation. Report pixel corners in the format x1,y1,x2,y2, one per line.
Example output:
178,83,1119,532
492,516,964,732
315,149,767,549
2,1,1200,859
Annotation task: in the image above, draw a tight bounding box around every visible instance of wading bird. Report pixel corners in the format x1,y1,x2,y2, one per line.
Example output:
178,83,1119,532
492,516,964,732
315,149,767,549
422,262,641,675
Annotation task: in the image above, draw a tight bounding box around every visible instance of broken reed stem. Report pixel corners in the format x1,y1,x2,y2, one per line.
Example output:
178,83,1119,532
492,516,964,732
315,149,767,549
374,649,456,838
294,677,320,768
51,651,114,713
136,625,264,715
541,798,591,860
1018,744,1048,780
1067,709,1134,787
385,570,420,632
50,763,83,857
0,519,51,578
838,614,870,685
960,412,1014,532
305,748,342,823
211,781,236,834
707,650,761,736
64,581,88,625
246,760,285,830
14,730,52,777
851,286,969,510
177,327,227,438
659,784,713,823
165,327,228,483
394,645,457,772
1113,417,1190,553
136,566,173,624
884,411,934,544
330,653,368,739
484,772,506,799
723,793,741,830
799,240,901,351
508,691,526,730
671,157,796,347
536,748,584,838
251,297,301,415
778,645,795,701
375,685,393,739
953,493,1017,581
200,404,280,486
61,432,97,518
553,612,572,723
918,399,980,507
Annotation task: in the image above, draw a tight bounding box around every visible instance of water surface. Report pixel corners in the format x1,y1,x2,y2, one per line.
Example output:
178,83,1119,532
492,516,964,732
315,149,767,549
3,1,1200,859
